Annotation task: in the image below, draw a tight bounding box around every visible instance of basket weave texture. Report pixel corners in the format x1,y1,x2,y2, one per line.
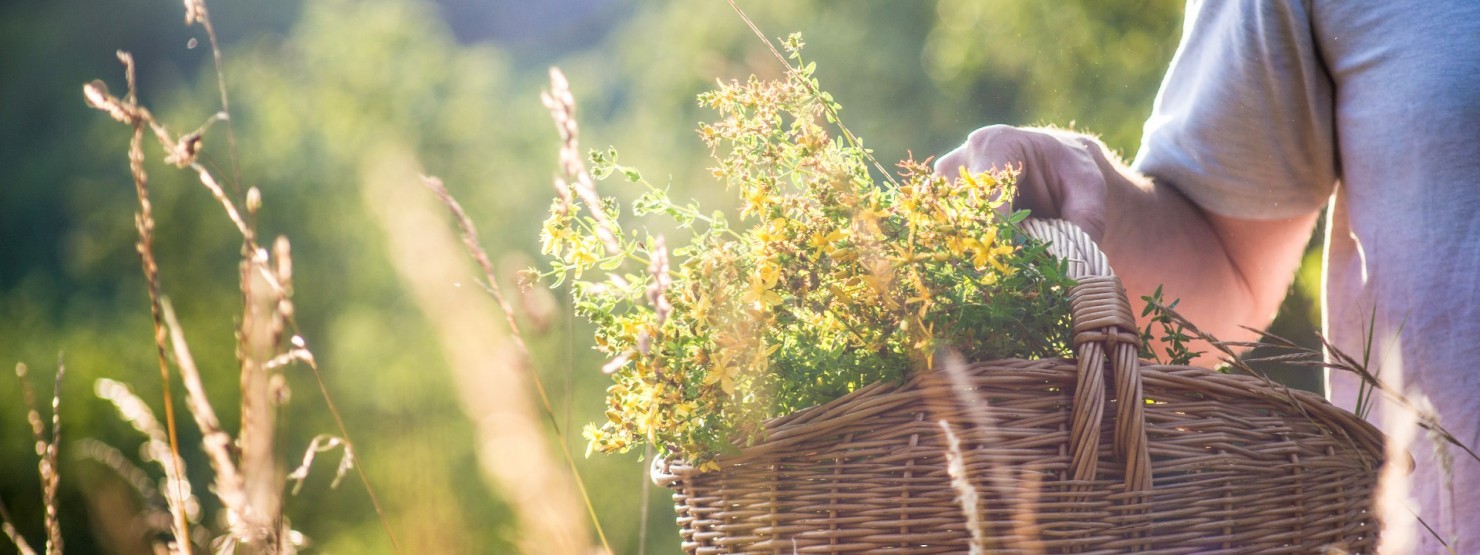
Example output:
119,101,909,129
652,219,1385,554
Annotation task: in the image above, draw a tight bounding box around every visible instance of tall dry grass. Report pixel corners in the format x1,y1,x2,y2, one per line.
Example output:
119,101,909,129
9,0,611,552
63,0,399,552
362,144,601,554
0,360,64,555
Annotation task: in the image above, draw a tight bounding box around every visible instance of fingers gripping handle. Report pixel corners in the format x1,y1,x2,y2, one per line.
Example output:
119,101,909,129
1021,219,1152,496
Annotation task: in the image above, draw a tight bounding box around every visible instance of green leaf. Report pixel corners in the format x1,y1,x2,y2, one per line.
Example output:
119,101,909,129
633,189,668,216
668,207,696,227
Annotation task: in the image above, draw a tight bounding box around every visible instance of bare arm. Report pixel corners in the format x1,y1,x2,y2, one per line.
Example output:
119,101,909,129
935,126,1317,361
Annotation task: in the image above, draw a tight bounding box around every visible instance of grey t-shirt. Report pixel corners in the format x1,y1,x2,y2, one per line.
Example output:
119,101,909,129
1133,0,1480,550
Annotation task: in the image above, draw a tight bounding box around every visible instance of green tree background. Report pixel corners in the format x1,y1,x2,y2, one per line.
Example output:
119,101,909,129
0,0,1322,552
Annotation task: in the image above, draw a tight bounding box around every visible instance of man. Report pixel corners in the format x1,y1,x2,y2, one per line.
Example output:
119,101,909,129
935,1,1479,551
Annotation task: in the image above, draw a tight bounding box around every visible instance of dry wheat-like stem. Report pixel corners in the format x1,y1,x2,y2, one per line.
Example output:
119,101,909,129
151,10,292,540
931,352,1046,554
192,163,249,236
237,245,288,552
182,0,243,191
95,378,202,553
938,420,985,555
5,364,45,555
1413,396,1458,551
421,177,538,391
414,69,639,552
541,68,620,256
645,235,672,329
83,52,197,554
160,299,251,541
286,435,352,495
85,42,400,553
420,174,612,553
42,360,63,555
0,494,37,555
367,147,589,552
74,437,173,536
16,359,66,555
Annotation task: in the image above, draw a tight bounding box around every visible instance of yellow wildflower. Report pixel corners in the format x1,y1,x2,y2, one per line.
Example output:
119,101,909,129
913,320,937,367
757,259,781,284
946,235,968,257
907,287,933,318
692,292,712,323
743,263,783,311
742,186,776,219
568,239,597,276
704,355,741,395
540,216,572,256
807,228,848,257
964,227,1014,273
582,423,603,457
618,318,646,341
744,274,783,310
755,218,789,244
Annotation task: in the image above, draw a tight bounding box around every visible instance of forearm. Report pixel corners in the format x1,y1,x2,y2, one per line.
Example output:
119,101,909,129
933,125,1317,359
1092,148,1317,360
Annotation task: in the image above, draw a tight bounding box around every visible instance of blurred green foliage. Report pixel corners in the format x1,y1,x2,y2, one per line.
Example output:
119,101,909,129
0,0,1318,553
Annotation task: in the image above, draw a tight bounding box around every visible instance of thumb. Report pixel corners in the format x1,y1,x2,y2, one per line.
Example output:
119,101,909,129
932,147,965,178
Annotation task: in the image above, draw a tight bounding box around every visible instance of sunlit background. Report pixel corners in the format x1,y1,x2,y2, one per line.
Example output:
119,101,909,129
0,0,1324,552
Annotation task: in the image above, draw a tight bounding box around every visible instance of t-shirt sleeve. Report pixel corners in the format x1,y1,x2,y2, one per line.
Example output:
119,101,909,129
1131,0,1338,219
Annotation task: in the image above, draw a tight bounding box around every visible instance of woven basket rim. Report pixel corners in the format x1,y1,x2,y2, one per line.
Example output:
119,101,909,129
654,357,1387,481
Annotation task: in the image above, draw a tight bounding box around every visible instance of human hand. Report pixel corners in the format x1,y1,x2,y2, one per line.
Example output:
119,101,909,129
933,125,1114,242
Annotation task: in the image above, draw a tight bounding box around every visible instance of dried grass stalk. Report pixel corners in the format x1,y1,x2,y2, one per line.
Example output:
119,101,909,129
82,51,197,555
161,300,251,539
83,0,398,549
42,360,64,555
0,496,37,555
938,420,985,555
74,438,172,534
934,352,1045,554
96,378,201,552
541,68,619,255
4,364,43,555
14,361,65,555
286,435,353,495
423,164,613,551
237,248,288,551
364,147,597,554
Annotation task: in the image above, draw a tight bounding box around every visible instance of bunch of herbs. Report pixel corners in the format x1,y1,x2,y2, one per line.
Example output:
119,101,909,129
540,37,1075,465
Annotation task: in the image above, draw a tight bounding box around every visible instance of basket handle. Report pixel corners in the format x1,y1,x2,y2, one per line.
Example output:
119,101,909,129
1021,219,1152,497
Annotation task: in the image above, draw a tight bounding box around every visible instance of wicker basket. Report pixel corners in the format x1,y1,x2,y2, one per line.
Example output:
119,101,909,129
652,219,1385,554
